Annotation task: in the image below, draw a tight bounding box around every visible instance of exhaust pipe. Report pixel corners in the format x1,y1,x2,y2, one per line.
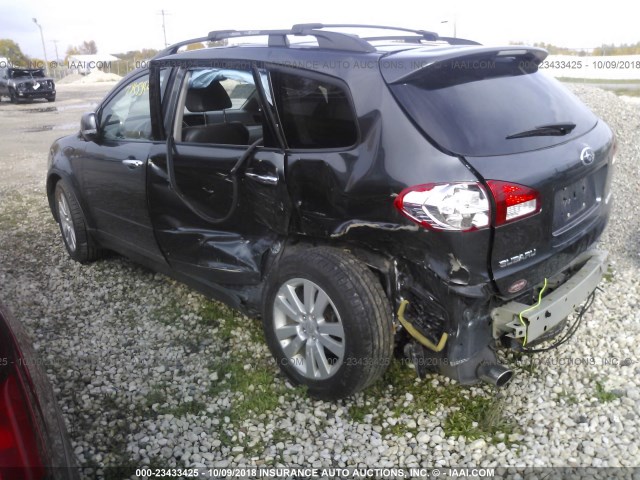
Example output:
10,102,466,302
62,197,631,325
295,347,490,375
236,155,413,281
477,363,513,388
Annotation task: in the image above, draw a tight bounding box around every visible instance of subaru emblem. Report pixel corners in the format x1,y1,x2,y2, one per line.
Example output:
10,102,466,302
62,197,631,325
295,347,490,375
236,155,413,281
580,146,595,165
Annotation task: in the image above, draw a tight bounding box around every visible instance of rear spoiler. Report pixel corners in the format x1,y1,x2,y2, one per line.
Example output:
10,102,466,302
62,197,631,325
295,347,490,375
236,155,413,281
381,46,548,84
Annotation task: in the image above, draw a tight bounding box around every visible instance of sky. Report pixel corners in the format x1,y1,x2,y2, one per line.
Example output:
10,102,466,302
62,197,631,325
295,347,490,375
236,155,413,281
1,0,638,59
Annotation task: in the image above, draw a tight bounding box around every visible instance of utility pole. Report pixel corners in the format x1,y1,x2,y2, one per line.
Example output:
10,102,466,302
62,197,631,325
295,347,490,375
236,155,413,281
53,39,60,62
32,18,49,74
158,10,170,47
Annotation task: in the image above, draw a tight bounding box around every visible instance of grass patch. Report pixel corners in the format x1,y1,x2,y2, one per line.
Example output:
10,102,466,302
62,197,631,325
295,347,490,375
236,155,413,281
512,353,539,376
151,300,183,326
271,427,296,445
603,265,616,283
557,388,579,405
348,401,374,423
594,380,622,403
213,311,265,345
359,359,440,412
138,386,206,418
208,357,284,419
145,386,168,409
199,301,228,327
444,394,517,442
167,400,206,417
612,89,640,97
344,358,518,443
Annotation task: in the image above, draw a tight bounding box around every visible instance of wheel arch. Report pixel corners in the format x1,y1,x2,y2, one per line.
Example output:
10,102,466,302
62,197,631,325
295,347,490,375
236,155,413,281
46,173,62,221
47,171,96,233
268,237,399,313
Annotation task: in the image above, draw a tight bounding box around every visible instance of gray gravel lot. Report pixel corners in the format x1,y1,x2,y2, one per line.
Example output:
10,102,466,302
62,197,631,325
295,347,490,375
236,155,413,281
0,83,639,477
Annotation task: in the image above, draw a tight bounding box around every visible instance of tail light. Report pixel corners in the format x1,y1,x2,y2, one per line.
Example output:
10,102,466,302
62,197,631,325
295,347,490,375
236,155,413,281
0,328,46,480
394,183,490,231
395,181,540,231
486,180,540,226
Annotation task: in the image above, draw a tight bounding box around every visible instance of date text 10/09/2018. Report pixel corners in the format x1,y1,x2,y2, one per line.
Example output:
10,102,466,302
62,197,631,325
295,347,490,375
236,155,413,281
539,60,640,69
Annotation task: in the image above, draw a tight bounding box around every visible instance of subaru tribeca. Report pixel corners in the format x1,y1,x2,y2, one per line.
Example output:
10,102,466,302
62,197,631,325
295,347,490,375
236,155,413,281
46,25,614,399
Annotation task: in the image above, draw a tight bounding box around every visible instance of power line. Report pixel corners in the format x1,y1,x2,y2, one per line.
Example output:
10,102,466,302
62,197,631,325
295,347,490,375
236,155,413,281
157,10,171,47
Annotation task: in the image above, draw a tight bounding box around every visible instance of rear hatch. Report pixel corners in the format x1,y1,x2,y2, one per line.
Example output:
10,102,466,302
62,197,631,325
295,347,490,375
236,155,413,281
383,46,615,295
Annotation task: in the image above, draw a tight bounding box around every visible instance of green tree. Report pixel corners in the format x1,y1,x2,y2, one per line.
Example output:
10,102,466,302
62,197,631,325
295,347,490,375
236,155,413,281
0,39,29,65
111,48,160,75
81,40,97,54
65,40,98,61
593,42,640,55
64,45,78,63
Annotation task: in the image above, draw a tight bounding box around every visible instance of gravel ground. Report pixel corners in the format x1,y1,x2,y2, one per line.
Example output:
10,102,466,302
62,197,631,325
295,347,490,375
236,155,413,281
0,84,639,477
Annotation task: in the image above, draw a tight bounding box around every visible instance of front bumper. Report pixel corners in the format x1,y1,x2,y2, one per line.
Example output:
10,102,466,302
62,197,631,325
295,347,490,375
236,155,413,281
17,89,56,98
491,249,608,346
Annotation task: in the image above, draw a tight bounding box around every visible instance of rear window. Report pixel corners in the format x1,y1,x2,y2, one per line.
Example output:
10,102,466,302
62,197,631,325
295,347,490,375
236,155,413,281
389,55,598,156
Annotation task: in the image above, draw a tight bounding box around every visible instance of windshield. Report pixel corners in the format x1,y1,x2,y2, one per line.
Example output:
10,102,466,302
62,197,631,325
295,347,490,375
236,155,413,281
10,69,45,78
389,56,598,156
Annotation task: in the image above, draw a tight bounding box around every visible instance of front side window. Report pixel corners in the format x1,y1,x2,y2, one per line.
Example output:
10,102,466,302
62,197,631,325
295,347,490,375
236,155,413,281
271,70,358,149
100,74,152,141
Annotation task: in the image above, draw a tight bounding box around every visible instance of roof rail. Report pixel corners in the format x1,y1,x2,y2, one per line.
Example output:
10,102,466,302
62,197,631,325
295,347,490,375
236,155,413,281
207,28,376,53
154,36,211,58
153,24,481,60
438,36,482,46
291,23,439,42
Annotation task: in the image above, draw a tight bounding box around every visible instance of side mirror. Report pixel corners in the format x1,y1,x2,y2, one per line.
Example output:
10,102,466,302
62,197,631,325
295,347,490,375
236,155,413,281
80,112,98,141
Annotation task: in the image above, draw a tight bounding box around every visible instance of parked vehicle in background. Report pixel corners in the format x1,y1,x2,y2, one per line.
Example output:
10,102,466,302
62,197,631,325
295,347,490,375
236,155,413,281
0,67,56,103
0,303,79,479
47,24,614,399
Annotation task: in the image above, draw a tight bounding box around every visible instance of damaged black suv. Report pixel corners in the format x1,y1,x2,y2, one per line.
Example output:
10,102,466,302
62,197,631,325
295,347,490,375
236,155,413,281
0,67,56,103
47,25,614,399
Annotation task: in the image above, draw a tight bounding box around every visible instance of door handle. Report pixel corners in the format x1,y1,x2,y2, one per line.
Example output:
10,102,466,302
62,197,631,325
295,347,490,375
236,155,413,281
245,171,278,185
122,159,144,169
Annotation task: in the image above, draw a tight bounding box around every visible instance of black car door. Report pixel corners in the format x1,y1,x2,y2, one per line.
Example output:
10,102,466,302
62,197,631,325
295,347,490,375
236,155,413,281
0,67,8,96
80,72,165,262
147,62,291,286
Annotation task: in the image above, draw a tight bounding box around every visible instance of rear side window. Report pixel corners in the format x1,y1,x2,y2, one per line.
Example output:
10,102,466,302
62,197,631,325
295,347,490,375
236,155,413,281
271,71,358,149
389,55,598,156
173,68,266,146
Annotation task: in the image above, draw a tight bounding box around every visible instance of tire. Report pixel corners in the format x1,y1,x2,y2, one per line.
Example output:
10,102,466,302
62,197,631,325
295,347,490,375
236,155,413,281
263,247,394,400
47,95,56,102
54,180,103,263
9,89,17,103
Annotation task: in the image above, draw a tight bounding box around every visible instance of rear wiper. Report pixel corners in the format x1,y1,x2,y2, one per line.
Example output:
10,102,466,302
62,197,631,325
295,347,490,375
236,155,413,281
506,122,576,140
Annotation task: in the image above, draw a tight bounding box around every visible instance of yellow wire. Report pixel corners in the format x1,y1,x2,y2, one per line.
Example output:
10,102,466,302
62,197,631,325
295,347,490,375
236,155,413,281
519,278,548,347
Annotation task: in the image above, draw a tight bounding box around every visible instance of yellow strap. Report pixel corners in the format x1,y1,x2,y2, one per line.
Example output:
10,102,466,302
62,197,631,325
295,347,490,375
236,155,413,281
519,278,548,347
397,299,449,352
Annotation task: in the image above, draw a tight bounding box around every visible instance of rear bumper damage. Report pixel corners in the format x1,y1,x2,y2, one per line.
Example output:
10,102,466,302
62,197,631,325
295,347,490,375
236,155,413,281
492,249,607,346
397,249,607,387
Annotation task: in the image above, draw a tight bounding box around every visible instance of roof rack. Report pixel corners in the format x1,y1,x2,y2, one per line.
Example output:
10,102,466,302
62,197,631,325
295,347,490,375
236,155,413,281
291,23,439,42
154,24,480,59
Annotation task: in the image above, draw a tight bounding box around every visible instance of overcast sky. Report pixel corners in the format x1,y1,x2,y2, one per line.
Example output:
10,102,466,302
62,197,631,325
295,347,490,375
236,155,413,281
1,0,638,59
